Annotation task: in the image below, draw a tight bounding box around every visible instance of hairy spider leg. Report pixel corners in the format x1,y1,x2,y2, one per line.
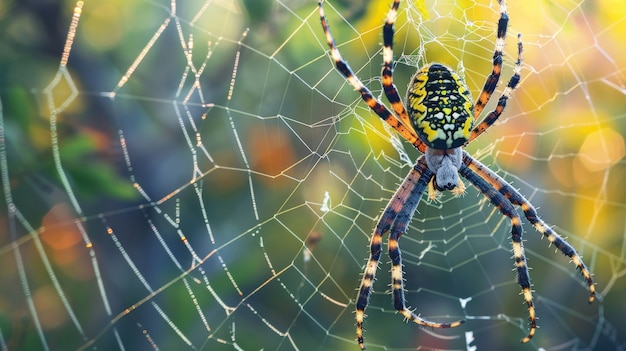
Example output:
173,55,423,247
469,32,523,143
388,160,465,327
318,0,427,153
469,0,524,143
472,0,509,120
380,0,420,143
462,152,596,303
355,156,464,350
458,156,536,343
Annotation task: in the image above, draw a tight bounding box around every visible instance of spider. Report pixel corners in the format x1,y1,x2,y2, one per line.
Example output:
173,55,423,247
318,0,596,349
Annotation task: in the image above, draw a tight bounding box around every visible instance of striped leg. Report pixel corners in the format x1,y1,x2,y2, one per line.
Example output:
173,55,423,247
462,151,596,303
472,0,508,119
468,0,523,144
318,0,426,153
355,156,464,350
459,155,536,343
388,161,465,329
380,1,420,141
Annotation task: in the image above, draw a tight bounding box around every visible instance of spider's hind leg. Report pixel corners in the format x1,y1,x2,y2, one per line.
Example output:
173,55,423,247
468,0,523,145
381,0,415,134
318,0,426,152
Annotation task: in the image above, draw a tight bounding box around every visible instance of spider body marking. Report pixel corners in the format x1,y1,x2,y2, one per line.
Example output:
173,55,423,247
318,0,596,349
407,63,474,150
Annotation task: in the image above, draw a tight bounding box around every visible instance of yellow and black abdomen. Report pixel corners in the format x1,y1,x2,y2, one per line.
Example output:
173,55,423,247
406,63,474,149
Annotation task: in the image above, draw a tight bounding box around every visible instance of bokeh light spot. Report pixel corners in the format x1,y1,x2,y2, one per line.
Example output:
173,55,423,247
576,127,625,173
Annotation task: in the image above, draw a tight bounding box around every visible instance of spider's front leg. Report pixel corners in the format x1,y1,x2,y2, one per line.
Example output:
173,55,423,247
355,156,464,350
458,156,537,342
460,152,598,343
462,152,596,303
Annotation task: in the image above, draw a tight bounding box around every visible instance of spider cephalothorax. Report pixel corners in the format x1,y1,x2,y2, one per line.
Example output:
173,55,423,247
424,147,462,191
319,0,596,349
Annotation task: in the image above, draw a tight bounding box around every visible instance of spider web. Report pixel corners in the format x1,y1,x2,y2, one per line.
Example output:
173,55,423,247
1,0,625,350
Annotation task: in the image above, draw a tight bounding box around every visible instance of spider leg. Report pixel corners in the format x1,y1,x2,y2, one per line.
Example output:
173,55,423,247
458,154,536,343
468,32,523,143
461,151,596,303
318,0,426,152
355,156,464,350
468,0,523,145
472,0,508,120
388,174,466,328
380,1,421,143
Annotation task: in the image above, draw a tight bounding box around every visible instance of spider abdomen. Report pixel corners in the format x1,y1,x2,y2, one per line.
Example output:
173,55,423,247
406,63,474,149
